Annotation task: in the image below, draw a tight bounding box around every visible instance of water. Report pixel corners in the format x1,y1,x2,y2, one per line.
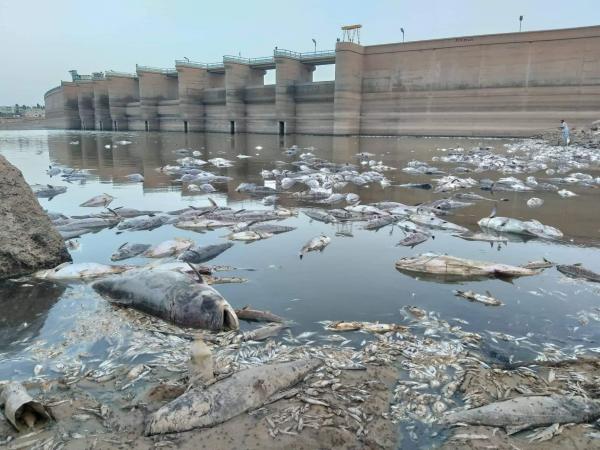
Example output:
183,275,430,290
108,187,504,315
0,130,599,383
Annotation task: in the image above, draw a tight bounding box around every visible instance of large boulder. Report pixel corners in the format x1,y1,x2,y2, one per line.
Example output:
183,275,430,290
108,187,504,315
0,155,71,279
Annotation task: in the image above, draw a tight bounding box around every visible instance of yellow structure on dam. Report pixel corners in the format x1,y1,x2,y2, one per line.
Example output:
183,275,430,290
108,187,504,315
45,25,600,137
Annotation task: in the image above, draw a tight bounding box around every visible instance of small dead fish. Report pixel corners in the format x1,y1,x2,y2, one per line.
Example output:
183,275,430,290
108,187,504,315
454,290,503,306
80,193,115,207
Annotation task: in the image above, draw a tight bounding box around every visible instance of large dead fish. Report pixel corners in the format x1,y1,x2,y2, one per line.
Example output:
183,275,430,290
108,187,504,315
441,395,600,431
299,235,331,259
34,262,131,280
80,193,115,207
395,253,539,280
145,359,322,435
235,306,284,323
557,264,600,283
397,232,430,248
92,270,239,331
478,216,563,240
143,238,194,258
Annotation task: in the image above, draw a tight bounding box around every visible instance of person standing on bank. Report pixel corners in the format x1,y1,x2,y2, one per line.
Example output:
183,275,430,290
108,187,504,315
560,119,570,146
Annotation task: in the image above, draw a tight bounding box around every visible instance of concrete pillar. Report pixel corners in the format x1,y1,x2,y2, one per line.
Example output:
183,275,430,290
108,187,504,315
93,79,112,131
225,62,265,133
106,74,139,131
62,82,82,129
333,42,365,135
275,56,314,134
176,64,212,132
137,68,178,131
76,82,95,130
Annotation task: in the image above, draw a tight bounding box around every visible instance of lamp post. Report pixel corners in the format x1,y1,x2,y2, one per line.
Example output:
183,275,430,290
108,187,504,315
312,38,316,53
183,57,189,62
519,15,523,32
401,27,405,43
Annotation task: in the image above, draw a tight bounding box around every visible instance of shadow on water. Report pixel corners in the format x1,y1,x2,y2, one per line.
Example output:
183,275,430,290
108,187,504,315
0,280,66,351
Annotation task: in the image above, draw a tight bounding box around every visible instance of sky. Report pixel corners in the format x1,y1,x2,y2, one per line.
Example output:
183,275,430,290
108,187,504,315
1,0,599,105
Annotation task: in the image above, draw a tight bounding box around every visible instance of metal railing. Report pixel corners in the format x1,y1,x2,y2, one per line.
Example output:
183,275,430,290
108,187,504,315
223,55,274,66
174,60,225,70
105,70,138,78
136,65,178,75
274,49,336,61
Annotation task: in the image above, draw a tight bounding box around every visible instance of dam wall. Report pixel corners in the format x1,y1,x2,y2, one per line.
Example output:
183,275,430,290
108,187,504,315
44,25,600,137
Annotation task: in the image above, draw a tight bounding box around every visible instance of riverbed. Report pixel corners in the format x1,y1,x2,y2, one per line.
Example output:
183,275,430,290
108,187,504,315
1,129,599,448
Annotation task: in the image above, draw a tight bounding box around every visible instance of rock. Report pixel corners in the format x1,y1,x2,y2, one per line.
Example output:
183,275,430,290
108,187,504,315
0,155,71,280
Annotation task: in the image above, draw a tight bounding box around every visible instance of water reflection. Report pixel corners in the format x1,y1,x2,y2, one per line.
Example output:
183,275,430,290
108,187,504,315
0,280,66,350
0,129,599,367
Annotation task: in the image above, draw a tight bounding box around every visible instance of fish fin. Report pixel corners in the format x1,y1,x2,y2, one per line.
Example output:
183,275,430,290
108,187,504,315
107,208,119,218
574,263,582,266
489,204,497,218
299,253,303,260
486,290,493,297
207,197,217,207
186,263,204,284
118,242,128,250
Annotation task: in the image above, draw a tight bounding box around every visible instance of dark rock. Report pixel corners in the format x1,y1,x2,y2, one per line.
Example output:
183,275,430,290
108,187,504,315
0,155,71,279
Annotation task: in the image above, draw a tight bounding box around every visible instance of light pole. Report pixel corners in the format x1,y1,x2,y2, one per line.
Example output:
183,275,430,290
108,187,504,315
183,56,189,62
401,27,405,43
519,15,523,32
312,38,316,53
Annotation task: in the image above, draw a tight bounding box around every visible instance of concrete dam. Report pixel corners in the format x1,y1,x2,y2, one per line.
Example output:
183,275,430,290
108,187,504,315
44,25,600,137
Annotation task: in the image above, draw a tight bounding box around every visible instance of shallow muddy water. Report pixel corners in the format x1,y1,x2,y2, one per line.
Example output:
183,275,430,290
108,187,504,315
0,130,599,447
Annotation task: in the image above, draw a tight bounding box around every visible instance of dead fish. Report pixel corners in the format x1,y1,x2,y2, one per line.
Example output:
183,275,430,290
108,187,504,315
478,216,563,240
326,321,362,331
31,184,67,199
111,243,151,261
395,253,540,279
522,258,555,270
228,231,273,242
454,290,503,306
80,193,115,207
238,323,289,342
557,264,600,283
453,231,508,243
92,270,239,331
143,238,194,258
299,235,331,259
145,359,322,435
179,243,234,264
175,219,237,231
406,305,427,320
441,395,600,431
303,210,337,223
235,306,284,323
363,215,399,230
397,232,430,247
34,262,130,280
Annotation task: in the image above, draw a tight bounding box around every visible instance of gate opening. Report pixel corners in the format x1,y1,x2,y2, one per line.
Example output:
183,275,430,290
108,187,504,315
278,121,285,136
144,121,149,132
230,121,235,134
184,121,188,133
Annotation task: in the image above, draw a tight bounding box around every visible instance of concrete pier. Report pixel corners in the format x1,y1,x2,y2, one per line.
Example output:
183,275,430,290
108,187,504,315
275,54,314,134
92,77,112,131
45,25,600,137
224,59,266,134
105,72,139,131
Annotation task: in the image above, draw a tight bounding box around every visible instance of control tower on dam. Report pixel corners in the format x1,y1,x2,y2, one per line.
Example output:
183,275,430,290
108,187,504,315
44,25,600,137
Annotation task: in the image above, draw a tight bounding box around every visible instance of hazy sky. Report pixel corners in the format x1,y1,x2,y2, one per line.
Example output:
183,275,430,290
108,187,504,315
1,0,599,105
